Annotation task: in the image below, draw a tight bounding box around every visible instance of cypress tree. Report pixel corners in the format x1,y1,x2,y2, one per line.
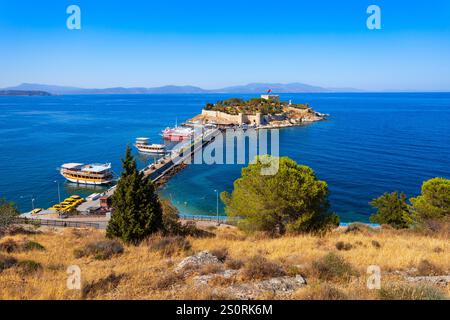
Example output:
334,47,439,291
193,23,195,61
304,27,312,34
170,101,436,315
106,146,163,244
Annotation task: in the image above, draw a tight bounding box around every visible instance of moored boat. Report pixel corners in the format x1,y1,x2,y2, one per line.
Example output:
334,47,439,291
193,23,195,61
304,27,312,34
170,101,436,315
60,163,113,185
134,137,166,154
162,127,193,141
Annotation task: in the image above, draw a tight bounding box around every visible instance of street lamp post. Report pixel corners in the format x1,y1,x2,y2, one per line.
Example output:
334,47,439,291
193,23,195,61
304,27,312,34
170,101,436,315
214,189,219,225
54,180,61,203
20,195,35,211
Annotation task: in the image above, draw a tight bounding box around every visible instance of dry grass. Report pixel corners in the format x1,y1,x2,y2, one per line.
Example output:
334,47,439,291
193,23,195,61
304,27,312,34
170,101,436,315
147,235,192,257
311,253,357,282
150,271,184,290
199,263,224,275
225,258,244,270
241,255,286,280
379,283,447,300
295,283,349,300
0,225,448,300
82,273,124,299
416,259,444,276
210,247,229,262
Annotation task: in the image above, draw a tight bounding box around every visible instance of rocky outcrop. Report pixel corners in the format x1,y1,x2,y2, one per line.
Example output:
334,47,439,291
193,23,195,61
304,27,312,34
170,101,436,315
405,275,450,287
180,250,307,300
175,251,220,272
175,251,306,300
226,275,307,300
193,272,307,300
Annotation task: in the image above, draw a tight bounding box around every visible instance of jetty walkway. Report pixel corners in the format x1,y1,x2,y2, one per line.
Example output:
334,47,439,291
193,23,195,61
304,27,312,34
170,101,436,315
76,127,221,213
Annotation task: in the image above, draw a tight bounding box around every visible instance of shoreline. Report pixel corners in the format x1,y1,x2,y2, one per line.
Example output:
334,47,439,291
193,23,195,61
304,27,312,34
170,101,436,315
17,214,380,230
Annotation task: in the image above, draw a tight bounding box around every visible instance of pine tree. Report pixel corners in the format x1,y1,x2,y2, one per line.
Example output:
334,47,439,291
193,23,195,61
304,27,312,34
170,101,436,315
106,146,163,244
221,156,339,235
369,192,412,229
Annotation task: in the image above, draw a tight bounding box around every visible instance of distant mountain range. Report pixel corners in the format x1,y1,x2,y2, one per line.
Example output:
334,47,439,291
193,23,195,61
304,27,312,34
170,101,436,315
0,90,52,96
2,82,362,95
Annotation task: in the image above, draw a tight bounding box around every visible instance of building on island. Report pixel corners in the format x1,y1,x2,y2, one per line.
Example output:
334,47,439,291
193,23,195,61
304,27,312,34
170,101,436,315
189,94,325,128
260,94,280,101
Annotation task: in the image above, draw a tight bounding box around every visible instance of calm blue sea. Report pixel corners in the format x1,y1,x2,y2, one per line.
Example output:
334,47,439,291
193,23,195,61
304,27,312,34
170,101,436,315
1,93,449,222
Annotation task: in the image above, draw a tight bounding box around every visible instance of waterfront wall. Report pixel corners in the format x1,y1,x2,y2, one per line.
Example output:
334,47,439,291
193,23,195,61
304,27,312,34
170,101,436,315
201,109,264,125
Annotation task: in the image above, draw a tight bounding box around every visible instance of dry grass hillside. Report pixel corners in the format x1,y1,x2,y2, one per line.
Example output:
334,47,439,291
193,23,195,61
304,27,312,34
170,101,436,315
0,223,448,300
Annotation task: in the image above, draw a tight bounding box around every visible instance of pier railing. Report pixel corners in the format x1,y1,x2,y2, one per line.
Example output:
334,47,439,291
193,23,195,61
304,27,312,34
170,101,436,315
16,217,101,229
178,214,235,225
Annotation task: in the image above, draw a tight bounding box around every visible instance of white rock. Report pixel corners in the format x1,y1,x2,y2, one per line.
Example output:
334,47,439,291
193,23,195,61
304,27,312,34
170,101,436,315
405,275,450,286
175,251,220,272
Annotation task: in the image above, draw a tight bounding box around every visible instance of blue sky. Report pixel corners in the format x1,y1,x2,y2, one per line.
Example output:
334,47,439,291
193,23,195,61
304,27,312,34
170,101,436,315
1,0,450,91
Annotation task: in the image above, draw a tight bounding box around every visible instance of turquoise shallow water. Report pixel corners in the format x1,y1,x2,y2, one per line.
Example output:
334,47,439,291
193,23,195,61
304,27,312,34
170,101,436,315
1,93,449,222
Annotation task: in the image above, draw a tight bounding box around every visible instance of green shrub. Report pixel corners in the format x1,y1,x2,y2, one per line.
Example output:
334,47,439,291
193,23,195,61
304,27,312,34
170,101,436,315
47,263,65,271
0,239,45,253
17,260,42,273
0,239,19,253
335,241,352,251
344,223,376,235
0,254,17,272
22,240,45,251
371,240,381,249
82,273,124,299
74,240,124,260
312,253,357,282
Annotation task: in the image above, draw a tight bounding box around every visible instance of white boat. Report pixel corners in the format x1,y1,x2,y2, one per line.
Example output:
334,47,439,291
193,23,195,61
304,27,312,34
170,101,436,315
134,137,166,154
162,127,194,141
60,163,113,185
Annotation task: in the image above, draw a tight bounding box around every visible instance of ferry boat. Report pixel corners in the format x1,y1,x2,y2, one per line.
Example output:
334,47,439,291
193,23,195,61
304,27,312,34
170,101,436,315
134,137,166,154
60,163,114,185
162,127,194,141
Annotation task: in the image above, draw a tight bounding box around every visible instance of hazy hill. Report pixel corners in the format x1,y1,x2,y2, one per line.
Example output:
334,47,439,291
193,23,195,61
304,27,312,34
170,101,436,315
3,82,361,95
0,90,51,96
217,82,332,93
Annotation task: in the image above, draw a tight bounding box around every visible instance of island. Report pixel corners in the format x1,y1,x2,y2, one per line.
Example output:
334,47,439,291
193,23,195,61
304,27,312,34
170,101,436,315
189,94,327,128
0,90,52,96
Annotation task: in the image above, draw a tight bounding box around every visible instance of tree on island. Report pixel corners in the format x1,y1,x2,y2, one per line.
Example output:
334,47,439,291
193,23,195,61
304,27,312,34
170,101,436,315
106,146,163,244
221,156,339,235
369,192,413,229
